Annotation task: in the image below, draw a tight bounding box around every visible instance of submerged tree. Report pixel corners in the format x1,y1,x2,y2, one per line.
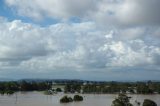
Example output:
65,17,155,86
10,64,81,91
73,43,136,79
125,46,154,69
111,93,133,106
143,99,157,106
73,95,83,101
60,96,73,103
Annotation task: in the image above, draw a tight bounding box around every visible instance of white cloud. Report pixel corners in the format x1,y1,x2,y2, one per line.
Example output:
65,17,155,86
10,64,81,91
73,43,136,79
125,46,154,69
1,0,160,80
5,0,160,26
5,0,99,21
98,35,159,67
118,27,146,40
0,17,159,79
117,0,160,26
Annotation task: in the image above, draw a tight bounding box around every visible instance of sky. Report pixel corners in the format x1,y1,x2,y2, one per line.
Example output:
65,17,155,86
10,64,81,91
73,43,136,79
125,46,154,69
0,0,160,81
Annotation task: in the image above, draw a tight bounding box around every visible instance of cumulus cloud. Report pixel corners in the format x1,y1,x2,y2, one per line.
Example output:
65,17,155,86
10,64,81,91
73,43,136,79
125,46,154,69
5,0,99,21
117,0,160,26
5,0,160,26
100,39,160,67
0,18,159,76
1,0,160,80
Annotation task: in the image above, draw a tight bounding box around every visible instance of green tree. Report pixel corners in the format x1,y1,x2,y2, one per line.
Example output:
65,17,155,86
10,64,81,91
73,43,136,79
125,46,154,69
111,93,133,106
56,88,62,92
143,99,157,106
73,95,83,101
60,96,73,103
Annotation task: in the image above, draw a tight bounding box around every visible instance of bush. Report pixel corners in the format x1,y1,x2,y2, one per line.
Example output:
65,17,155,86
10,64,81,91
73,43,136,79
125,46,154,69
0,91,5,95
73,95,83,101
6,90,14,95
56,88,62,92
0,90,14,95
60,96,73,103
111,93,133,106
143,99,157,106
68,97,73,102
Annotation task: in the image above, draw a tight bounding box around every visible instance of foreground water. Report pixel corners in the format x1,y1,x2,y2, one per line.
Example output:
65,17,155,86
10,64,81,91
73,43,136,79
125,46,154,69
0,92,160,106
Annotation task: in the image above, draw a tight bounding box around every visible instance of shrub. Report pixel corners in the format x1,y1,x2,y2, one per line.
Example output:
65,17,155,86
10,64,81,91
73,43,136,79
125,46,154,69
111,93,133,106
143,99,157,106
6,90,14,95
60,96,73,103
56,88,62,92
0,91,5,95
73,95,83,101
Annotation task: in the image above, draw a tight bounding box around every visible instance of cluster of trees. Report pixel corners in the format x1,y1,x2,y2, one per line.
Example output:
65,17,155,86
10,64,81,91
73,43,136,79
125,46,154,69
64,81,160,94
0,81,52,94
111,93,157,106
112,93,133,106
136,81,160,94
82,83,134,94
19,81,51,91
143,99,157,106
60,95,83,103
73,95,83,101
60,96,73,103
1,80,160,95
64,84,81,93
0,81,18,94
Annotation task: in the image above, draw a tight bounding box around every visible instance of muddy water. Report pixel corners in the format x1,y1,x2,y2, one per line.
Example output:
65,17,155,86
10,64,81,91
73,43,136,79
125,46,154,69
0,92,160,106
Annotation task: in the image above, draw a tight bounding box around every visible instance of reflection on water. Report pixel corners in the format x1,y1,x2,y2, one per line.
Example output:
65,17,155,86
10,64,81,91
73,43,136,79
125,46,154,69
0,92,160,106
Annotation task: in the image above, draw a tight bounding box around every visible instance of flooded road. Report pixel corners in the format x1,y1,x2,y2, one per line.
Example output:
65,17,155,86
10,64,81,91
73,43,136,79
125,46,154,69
0,92,160,106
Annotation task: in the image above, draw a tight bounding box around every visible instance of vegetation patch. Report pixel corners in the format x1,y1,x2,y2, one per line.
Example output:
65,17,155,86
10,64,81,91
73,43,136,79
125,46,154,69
60,96,73,103
0,90,15,95
112,93,133,106
143,99,157,106
60,95,83,103
73,95,83,101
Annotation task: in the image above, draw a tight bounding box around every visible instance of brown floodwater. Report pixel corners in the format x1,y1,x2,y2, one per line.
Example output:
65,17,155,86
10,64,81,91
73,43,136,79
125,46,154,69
0,92,160,106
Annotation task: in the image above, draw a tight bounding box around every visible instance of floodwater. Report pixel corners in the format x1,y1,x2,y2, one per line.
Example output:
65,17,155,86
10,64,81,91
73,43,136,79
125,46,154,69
0,92,160,106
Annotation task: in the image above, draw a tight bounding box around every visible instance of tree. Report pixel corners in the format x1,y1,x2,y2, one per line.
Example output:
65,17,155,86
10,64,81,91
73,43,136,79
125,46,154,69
60,96,73,103
111,93,133,106
64,84,81,93
136,83,153,94
143,99,157,106
73,95,83,101
64,84,72,93
56,88,62,92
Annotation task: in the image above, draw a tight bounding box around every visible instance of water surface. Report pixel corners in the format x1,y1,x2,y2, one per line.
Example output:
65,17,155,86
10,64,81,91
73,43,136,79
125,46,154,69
0,92,159,106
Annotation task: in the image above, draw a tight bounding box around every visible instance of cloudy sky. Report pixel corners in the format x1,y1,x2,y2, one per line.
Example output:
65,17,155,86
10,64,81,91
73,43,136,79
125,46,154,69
0,0,160,81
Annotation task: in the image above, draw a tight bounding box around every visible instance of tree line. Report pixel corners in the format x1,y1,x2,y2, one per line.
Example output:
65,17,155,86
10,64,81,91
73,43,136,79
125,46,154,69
0,80,52,94
64,81,160,94
1,80,160,94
